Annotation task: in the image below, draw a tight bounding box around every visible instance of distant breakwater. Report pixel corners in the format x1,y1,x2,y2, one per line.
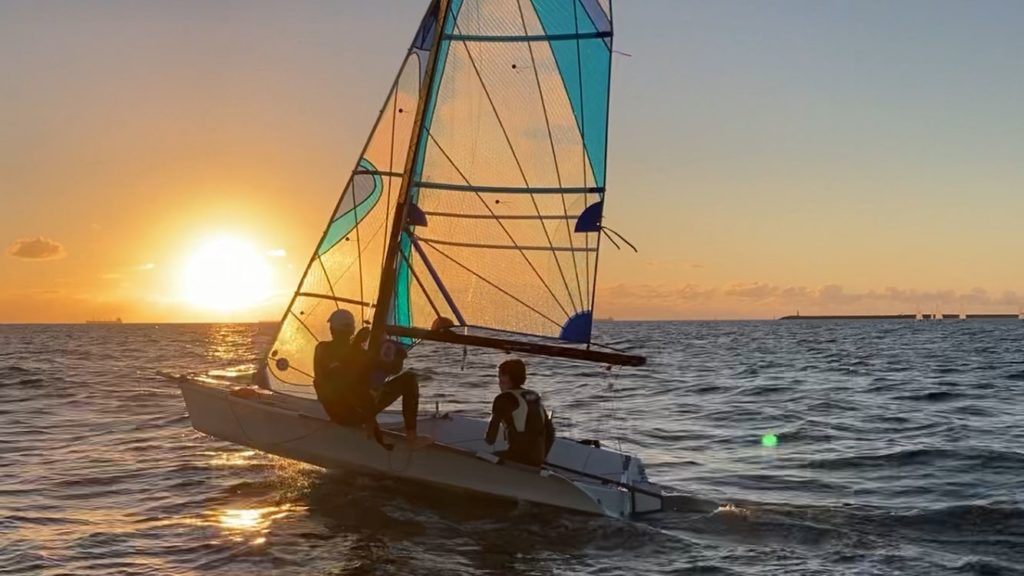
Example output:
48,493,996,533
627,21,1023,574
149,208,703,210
778,313,1021,320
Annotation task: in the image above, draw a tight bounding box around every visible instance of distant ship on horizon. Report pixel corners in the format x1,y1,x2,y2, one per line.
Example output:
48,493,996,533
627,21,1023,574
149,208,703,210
85,317,123,324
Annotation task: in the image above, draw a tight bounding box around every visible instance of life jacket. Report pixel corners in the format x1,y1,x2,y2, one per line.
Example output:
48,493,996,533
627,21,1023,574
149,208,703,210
504,388,548,440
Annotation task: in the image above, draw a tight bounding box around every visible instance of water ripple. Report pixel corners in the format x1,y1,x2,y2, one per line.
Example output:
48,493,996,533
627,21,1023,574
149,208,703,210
1,321,1022,575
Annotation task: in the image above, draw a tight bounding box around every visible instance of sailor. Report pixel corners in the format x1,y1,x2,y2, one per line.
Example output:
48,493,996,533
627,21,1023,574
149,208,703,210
313,309,426,448
484,359,555,467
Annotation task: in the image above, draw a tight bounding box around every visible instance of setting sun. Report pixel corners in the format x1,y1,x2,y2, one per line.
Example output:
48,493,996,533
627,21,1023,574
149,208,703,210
181,236,273,311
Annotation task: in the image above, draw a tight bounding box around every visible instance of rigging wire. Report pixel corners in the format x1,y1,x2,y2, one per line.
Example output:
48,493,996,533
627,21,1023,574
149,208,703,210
601,227,638,253
605,364,625,455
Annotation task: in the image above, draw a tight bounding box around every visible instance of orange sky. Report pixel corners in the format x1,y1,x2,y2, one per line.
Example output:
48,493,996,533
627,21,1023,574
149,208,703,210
3,2,1023,322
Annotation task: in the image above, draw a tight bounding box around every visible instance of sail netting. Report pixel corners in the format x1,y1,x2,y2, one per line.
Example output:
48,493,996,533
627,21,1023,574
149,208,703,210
265,5,441,396
394,0,614,344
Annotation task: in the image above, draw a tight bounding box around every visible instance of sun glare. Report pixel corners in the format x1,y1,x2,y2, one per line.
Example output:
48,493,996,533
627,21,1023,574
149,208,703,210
182,236,272,311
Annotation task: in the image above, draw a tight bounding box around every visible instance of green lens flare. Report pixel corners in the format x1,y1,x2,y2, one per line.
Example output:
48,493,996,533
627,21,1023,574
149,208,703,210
761,434,778,447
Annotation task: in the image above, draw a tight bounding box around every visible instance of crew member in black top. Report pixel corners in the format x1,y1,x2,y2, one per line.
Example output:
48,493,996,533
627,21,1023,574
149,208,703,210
313,309,426,447
485,358,555,467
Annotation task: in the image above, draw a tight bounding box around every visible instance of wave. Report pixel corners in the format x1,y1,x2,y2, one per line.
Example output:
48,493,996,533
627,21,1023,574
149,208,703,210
897,503,1024,535
894,390,962,402
807,447,1024,472
1,365,31,373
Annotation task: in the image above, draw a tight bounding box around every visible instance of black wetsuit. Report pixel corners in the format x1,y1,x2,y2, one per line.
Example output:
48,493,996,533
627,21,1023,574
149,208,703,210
485,388,555,467
312,338,419,433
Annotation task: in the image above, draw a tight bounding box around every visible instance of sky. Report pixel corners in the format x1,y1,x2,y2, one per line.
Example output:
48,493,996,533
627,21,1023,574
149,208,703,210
2,0,1023,322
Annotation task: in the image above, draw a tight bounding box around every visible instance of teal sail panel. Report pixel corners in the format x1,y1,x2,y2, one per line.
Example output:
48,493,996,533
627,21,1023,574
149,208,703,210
530,0,611,187
317,159,383,256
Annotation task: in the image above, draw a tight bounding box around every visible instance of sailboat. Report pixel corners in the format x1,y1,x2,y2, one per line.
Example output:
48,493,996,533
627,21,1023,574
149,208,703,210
178,0,669,517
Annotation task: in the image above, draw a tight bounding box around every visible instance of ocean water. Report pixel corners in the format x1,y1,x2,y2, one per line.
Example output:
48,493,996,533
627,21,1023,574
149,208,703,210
1,321,1022,575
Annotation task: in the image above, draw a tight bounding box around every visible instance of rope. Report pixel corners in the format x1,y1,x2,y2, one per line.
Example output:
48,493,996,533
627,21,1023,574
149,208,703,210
604,365,625,455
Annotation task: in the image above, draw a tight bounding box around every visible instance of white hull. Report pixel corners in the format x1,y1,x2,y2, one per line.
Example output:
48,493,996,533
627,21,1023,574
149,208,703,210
178,378,665,518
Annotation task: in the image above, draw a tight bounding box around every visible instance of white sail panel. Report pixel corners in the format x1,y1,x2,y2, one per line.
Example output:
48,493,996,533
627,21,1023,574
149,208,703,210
395,0,613,344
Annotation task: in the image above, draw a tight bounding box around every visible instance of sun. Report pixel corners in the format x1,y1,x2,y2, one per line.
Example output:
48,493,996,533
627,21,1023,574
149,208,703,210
182,236,273,311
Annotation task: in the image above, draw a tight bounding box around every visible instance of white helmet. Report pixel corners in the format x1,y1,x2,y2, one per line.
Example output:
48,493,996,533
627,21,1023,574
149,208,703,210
327,309,356,331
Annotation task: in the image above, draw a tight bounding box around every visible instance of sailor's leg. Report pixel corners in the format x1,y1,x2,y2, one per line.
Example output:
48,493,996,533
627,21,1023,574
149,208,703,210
375,371,419,433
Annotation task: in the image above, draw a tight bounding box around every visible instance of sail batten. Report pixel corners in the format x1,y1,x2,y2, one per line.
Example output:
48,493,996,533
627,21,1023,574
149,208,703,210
414,181,603,194
443,31,611,42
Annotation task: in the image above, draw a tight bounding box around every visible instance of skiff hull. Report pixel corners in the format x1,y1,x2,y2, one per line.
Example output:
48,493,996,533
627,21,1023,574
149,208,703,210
178,378,664,518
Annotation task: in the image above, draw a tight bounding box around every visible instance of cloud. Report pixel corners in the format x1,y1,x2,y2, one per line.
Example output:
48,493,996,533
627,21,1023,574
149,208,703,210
267,249,287,257
137,263,156,270
6,237,66,260
724,282,780,300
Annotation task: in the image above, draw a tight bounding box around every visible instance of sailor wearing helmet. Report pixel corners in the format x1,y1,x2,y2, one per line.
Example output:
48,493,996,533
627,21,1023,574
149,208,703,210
313,309,429,448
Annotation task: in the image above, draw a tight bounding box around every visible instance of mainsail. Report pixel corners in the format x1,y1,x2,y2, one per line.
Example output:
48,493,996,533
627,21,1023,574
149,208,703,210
267,0,640,398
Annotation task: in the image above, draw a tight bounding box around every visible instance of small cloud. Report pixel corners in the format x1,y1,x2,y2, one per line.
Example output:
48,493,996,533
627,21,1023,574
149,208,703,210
101,273,122,280
6,237,66,260
724,282,779,300
137,263,156,270
267,249,287,257
690,263,705,269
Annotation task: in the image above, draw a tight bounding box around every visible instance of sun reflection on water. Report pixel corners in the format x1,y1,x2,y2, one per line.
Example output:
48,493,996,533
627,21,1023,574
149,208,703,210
208,450,259,467
210,503,304,545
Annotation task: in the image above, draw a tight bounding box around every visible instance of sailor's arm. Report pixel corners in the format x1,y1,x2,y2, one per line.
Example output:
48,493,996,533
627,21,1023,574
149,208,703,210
484,394,513,445
485,415,500,445
312,342,326,385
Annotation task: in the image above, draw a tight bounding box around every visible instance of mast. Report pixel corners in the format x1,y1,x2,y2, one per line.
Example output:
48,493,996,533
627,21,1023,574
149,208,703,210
369,0,451,352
